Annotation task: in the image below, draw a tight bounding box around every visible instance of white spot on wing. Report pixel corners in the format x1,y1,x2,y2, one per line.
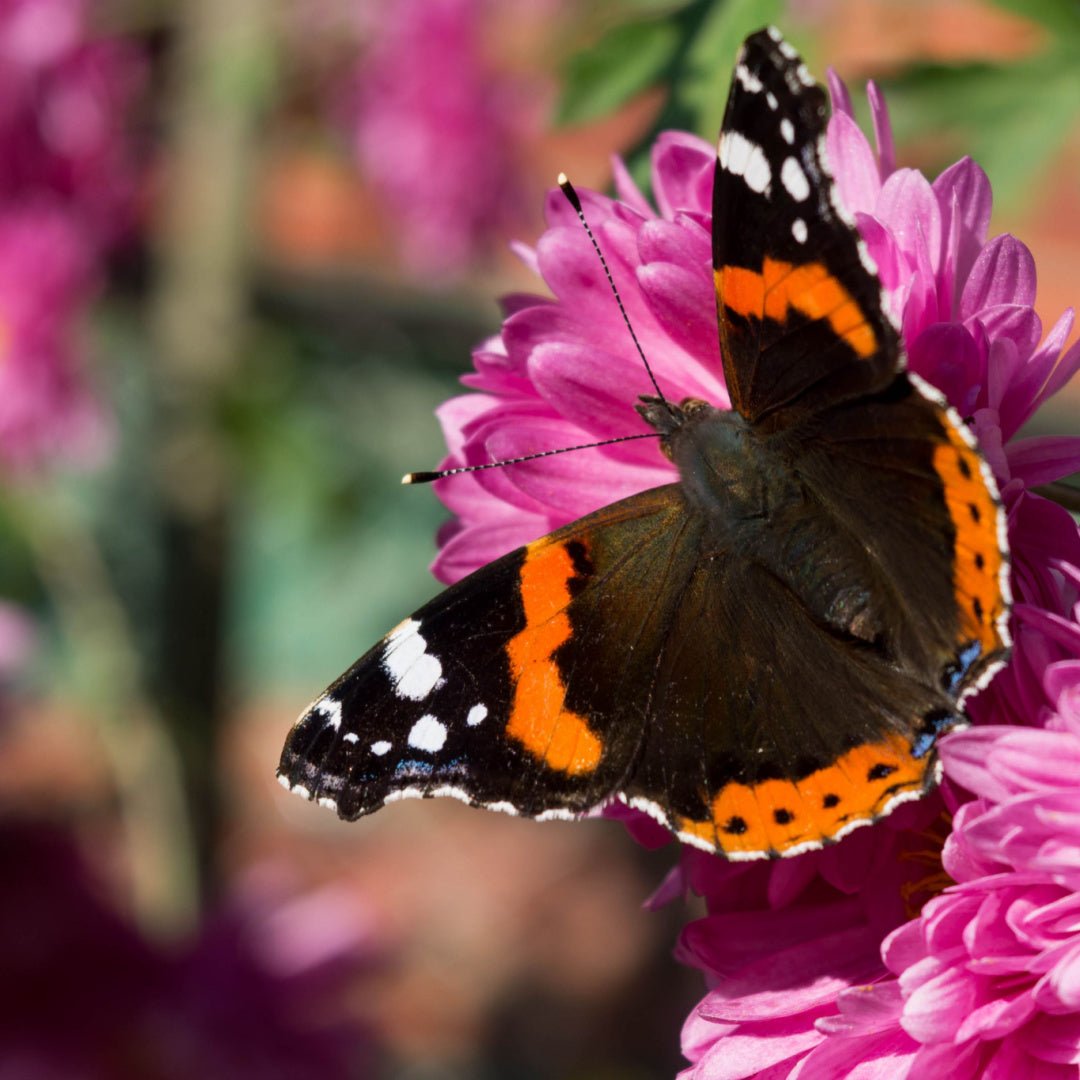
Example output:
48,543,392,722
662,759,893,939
382,618,443,701
371,739,392,756
343,732,359,744
317,796,337,811
766,91,778,111
780,118,795,144
314,696,342,730
781,157,810,201
719,131,771,194
407,715,447,753
467,704,488,726
735,64,763,94
792,218,808,243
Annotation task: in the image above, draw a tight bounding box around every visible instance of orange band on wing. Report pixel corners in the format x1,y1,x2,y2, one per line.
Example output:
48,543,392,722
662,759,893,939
678,732,930,856
932,426,1006,655
505,540,602,775
716,258,877,359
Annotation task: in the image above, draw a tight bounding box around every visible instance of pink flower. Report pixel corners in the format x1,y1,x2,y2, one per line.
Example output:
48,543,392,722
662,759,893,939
352,0,547,277
0,207,107,468
0,0,145,246
0,0,144,470
0,823,379,1078
431,58,1080,1080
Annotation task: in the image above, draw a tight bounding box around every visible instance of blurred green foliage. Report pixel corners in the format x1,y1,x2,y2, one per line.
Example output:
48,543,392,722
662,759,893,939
557,0,1080,208
558,0,783,186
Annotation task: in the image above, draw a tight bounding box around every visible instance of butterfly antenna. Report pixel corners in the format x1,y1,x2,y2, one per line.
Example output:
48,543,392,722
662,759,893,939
402,431,661,485
557,173,667,403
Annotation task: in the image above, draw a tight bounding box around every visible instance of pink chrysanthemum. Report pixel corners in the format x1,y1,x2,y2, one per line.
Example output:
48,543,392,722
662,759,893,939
433,59,1080,1079
0,207,109,469
352,0,546,277
0,0,143,470
0,0,145,247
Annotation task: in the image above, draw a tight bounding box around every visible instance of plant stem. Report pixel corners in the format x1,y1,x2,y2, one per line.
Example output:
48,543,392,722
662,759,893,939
9,485,198,935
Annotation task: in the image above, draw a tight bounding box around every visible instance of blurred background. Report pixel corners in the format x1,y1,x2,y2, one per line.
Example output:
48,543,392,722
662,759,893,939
0,0,1077,1076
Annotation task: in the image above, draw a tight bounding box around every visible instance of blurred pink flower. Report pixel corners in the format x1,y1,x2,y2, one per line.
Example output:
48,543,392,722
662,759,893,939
0,0,145,246
0,207,108,468
0,823,379,1078
429,61,1080,1079
0,0,144,471
352,0,546,277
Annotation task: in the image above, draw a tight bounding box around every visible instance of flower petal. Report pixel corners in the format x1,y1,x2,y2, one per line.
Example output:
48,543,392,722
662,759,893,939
960,234,1037,316
1006,436,1080,489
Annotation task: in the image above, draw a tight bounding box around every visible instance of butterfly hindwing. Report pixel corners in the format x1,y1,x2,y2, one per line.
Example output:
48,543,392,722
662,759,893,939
712,28,900,424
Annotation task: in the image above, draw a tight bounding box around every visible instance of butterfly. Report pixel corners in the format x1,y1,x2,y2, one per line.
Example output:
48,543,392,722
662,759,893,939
278,27,1011,859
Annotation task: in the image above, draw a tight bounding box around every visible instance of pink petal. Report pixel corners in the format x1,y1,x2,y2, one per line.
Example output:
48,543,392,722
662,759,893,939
826,68,855,119
484,415,672,517
431,516,546,583
877,169,942,277
637,262,725,390
652,131,715,219
1033,940,1080,1010
867,80,895,177
1006,436,1080,488
680,900,864,978
933,157,992,309
826,110,881,216
689,1020,826,1080
900,961,978,1043
1000,307,1075,433
820,981,904,1037
940,728,1018,803
794,1029,918,1079
1034,332,1080,414
527,340,666,447
970,304,1042,366
698,928,880,1023
854,213,904,302
882,919,928,978
908,323,982,415
955,989,1035,1041
960,234,1037,316
610,153,654,219
983,1040,1073,1079
1022,1012,1080,1064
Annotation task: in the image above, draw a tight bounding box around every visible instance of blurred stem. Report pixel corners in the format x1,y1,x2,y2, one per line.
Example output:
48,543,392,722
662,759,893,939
7,486,198,934
148,0,275,904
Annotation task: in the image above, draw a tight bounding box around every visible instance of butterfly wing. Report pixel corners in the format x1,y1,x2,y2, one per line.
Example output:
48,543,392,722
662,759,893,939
710,28,1010,695
712,28,900,424
278,486,689,821
279,479,964,858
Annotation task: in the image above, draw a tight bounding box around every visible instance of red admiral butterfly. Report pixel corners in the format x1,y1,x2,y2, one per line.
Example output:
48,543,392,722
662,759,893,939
278,28,1011,859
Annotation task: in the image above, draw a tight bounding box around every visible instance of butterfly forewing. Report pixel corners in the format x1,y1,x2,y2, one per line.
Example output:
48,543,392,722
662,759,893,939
712,28,900,424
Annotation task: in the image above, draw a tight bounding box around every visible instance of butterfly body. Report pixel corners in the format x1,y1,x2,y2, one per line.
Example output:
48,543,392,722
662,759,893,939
278,28,1012,859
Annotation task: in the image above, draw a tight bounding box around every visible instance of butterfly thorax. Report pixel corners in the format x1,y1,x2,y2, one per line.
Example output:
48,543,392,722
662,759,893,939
639,395,797,527
640,393,891,652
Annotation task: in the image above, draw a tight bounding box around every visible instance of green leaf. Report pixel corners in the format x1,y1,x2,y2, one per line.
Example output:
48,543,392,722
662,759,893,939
983,0,1080,39
557,12,685,125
